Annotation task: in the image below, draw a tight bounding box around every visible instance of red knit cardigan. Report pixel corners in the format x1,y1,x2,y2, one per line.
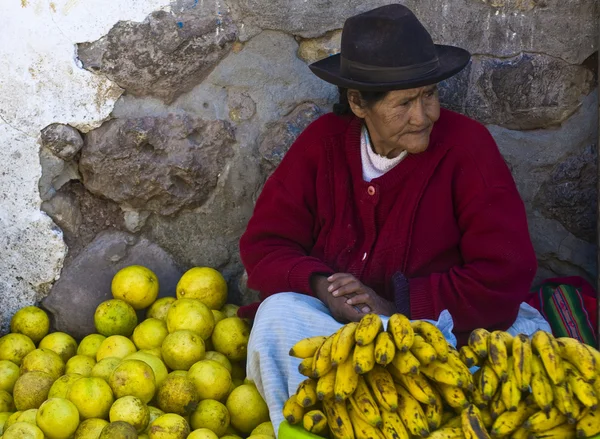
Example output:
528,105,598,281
239,109,537,343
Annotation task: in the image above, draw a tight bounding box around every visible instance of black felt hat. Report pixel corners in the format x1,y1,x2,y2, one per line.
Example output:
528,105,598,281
309,4,471,91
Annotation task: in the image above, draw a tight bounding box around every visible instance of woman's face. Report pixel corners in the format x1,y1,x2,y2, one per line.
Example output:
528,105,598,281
349,85,440,156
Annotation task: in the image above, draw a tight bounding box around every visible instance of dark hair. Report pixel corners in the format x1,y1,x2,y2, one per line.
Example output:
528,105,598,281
333,87,389,116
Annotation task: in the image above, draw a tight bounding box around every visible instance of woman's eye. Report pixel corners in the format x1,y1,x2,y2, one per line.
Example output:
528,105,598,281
398,101,409,106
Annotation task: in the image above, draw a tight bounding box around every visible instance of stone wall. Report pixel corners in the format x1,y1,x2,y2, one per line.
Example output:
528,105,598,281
0,0,597,337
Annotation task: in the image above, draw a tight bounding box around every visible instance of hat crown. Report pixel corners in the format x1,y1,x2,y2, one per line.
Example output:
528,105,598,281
341,4,437,68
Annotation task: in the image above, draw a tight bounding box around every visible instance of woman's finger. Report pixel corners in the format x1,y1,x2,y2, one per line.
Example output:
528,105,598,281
331,281,361,297
345,293,372,307
327,275,355,293
327,273,356,283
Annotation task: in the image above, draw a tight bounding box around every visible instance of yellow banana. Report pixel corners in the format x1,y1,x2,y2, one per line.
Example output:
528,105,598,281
412,320,449,362
532,331,565,385
479,363,500,401
335,355,359,402
488,330,509,382
524,407,568,433
461,404,492,439
298,357,314,377
512,426,529,439
331,322,359,366
411,334,438,365
347,400,385,439
396,385,430,438
421,360,466,388
290,336,327,358
576,405,600,438
557,337,597,383
437,382,469,409
397,373,437,404
460,345,481,368
352,376,382,427
425,386,444,431
500,331,514,354
391,349,420,375
312,334,335,378
387,313,414,352
470,373,488,409
531,355,554,413
447,348,474,390
553,382,576,420
501,357,522,412
322,397,355,439
374,332,395,366
442,415,463,429
468,328,491,359
533,422,576,438
512,334,532,392
479,408,493,429
428,428,465,439
491,400,534,438
353,342,376,375
316,368,336,401
564,361,598,409
380,407,410,439
283,394,305,424
297,378,319,407
365,365,398,412
355,314,383,346
303,409,328,435
490,389,507,421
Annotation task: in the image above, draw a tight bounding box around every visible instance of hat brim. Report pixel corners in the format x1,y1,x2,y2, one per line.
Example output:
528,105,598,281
308,45,471,91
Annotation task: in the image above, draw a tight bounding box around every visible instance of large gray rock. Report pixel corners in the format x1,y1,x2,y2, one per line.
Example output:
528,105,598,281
230,0,597,64
439,54,595,130
77,0,237,104
80,115,235,216
38,147,80,201
41,231,183,340
40,124,84,161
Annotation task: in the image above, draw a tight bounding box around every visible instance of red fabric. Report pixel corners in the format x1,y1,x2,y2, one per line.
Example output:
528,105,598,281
527,276,598,330
239,110,538,343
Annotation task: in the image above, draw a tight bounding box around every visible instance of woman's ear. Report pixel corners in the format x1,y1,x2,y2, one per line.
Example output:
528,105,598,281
347,89,367,118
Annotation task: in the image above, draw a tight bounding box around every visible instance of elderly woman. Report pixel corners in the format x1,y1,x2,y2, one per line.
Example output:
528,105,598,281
239,4,550,432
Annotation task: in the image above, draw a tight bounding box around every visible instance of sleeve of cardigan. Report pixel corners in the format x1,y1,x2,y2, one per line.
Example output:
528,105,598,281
405,128,537,337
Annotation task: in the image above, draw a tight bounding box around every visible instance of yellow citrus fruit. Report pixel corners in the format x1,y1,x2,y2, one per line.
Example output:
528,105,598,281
77,334,106,358
139,434,150,439
132,318,168,350
0,360,20,392
144,406,164,434
13,371,55,411
96,335,137,361
124,351,168,388
148,413,190,439
36,397,80,439
0,334,36,365
112,266,159,310
211,318,250,362
0,411,12,432
108,360,156,403
20,348,65,380
247,435,273,439
161,330,205,371
65,355,96,376
188,360,232,401
73,418,109,439
141,347,163,359
251,421,275,436
98,421,138,439
48,374,82,399
188,428,219,439
38,332,78,363
225,384,269,434
147,297,176,321
10,307,50,344
220,304,239,318
91,357,121,382
211,310,226,325
94,300,138,337
15,408,38,425
176,267,227,310
221,435,243,439
67,377,114,419
166,299,215,340
109,396,150,433
155,372,198,416
3,421,45,439
5,411,22,429
190,399,230,436
203,351,232,372
0,390,14,412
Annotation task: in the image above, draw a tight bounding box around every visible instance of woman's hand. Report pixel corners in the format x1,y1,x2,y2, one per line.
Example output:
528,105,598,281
327,273,396,317
311,275,364,323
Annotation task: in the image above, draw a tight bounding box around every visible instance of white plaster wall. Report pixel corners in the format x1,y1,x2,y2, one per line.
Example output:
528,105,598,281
0,0,172,331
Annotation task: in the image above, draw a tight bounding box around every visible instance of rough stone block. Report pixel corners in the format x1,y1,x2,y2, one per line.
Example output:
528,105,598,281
40,124,84,161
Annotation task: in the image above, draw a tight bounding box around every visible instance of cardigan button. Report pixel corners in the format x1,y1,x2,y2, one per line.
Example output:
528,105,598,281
367,186,376,196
